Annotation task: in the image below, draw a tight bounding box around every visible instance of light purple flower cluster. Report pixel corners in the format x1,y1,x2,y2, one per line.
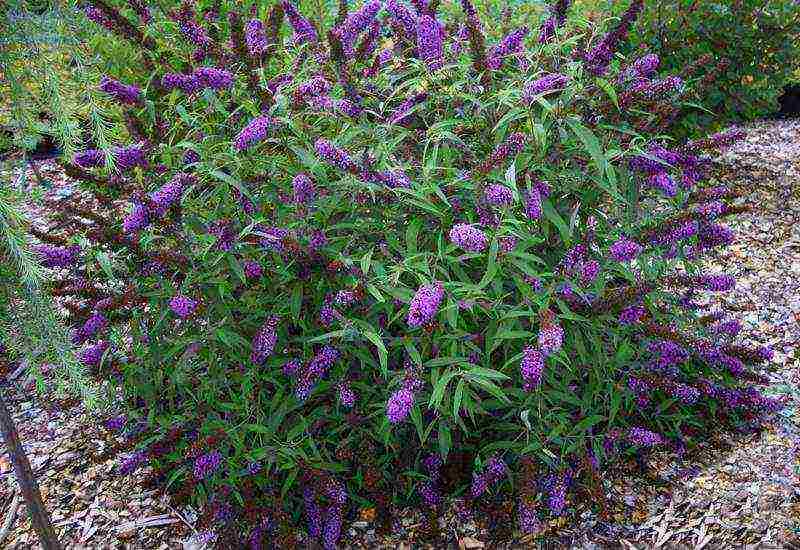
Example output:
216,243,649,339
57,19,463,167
483,132,526,171
251,316,279,365
242,260,263,279
34,244,81,268
538,321,564,357
245,19,268,57
487,26,528,70
416,15,445,70
118,450,147,475
545,470,571,515
470,456,506,497
407,281,444,328
484,184,514,206
194,67,235,90
72,311,108,345
80,340,109,367
627,427,662,447
520,345,544,391
295,346,340,400
449,223,488,253
193,450,223,480
609,236,642,262
303,486,323,538
386,387,415,423
123,203,149,234
670,382,700,405
337,381,356,408
283,358,302,376
99,76,142,105
259,226,289,253
376,170,412,189
281,1,318,44
234,115,276,151
523,73,569,102
169,294,198,319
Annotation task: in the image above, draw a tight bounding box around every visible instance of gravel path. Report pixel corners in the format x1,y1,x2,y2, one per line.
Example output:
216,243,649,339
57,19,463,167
628,119,800,548
1,119,798,549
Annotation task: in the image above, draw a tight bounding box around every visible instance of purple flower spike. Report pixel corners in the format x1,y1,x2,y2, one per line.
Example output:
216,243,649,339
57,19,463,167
303,487,322,538
234,116,276,151
609,236,642,262
449,223,488,253
251,316,279,365
150,174,190,216
520,345,544,390
292,173,317,204
627,427,662,447
80,340,109,367
388,92,427,125
487,26,528,70
337,381,356,408
523,73,569,102
416,15,444,70
282,1,318,44
123,203,149,234
315,139,358,172
113,144,148,171
169,294,198,319
619,304,646,325
34,244,81,268
386,0,417,38
194,67,235,90
386,388,415,423
339,0,382,57
193,450,223,480
99,76,142,105
470,456,506,498
161,72,201,93
484,184,514,206
407,281,444,328
245,19,268,56
243,260,263,279
699,274,735,292
72,311,108,345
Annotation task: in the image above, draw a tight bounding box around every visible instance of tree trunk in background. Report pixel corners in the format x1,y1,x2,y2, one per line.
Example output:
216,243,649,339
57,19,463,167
0,391,62,550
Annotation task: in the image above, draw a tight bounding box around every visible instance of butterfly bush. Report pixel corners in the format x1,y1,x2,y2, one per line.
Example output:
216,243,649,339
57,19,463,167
39,0,783,545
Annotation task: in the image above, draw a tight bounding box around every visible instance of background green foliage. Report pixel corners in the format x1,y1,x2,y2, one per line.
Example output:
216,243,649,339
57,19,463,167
628,0,800,133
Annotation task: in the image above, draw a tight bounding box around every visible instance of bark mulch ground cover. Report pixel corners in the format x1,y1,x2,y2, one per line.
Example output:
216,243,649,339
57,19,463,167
1,119,798,549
